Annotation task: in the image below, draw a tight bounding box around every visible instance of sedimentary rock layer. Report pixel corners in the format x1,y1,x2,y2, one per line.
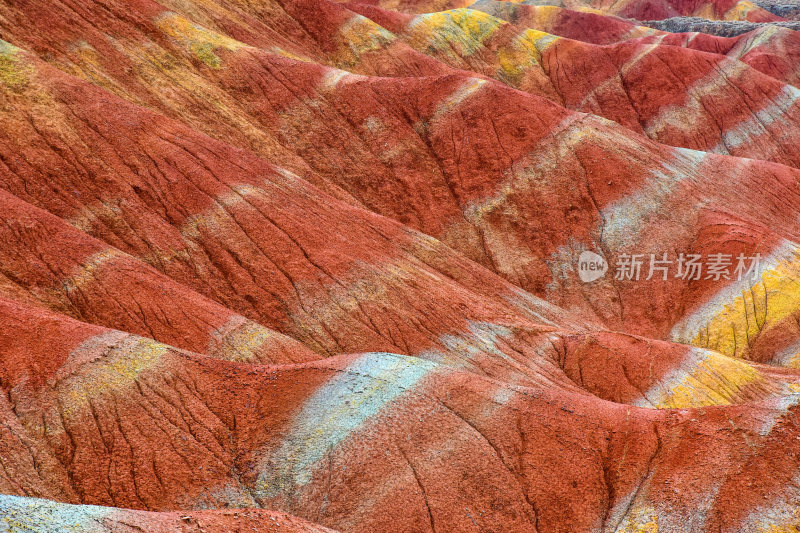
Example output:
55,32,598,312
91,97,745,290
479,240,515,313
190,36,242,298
2,0,800,531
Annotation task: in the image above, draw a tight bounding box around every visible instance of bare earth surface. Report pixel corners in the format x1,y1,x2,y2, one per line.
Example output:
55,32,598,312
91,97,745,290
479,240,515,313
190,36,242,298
2,0,800,531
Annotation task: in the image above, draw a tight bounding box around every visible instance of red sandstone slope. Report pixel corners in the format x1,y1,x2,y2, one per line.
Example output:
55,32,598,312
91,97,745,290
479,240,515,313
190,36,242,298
3,0,800,531
0,188,318,365
0,495,338,532
0,33,780,343
469,2,800,88
0,0,461,207
5,296,800,532
470,1,667,43
343,4,800,170
347,0,783,20
603,0,782,22
5,0,800,374
2,0,798,193
1,44,600,388
6,0,800,196
635,24,800,87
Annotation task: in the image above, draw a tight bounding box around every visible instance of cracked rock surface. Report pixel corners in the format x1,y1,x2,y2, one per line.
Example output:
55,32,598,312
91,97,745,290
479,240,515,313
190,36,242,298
2,0,800,531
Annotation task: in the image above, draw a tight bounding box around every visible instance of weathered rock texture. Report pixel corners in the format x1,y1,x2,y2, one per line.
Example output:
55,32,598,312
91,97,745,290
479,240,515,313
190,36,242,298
641,15,800,34
2,0,800,531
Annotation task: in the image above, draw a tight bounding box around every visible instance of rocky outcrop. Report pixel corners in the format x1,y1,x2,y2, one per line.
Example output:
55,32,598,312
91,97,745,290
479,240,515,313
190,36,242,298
640,15,800,34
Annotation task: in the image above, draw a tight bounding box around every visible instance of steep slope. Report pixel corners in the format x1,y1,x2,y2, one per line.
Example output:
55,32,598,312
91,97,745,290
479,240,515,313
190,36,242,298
468,2,800,89
6,21,800,361
4,0,799,209
346,6,800,170
3,0,800,209
596,0,783,22
9,0,799,185
636,23,800,87
0,189,317,364
470,0,667,43
0,42,597,389
0,0,457,208
0,495,338,533
471,0,800,88
3,0,800,531
4,298,800,532
346,0,784,20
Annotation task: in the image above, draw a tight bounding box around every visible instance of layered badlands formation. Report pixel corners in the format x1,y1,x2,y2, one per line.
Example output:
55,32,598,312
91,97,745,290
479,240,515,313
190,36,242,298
2,0,800,531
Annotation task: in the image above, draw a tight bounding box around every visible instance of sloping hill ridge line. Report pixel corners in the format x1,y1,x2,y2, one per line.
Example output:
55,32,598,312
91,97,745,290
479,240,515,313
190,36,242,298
2,0,800,532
